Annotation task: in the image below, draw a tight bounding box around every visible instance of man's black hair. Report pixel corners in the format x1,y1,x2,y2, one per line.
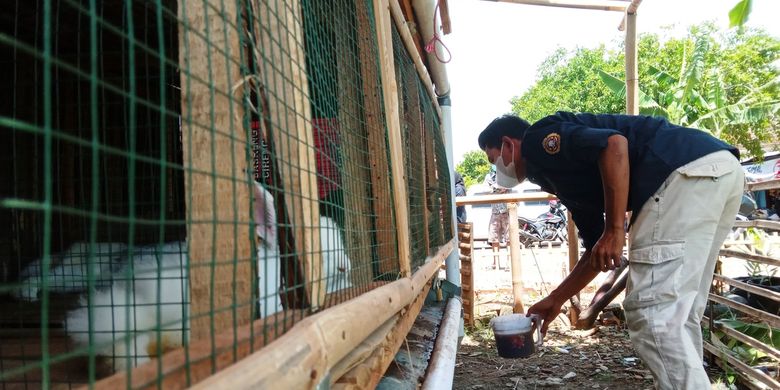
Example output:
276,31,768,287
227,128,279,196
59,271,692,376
477,115,531,150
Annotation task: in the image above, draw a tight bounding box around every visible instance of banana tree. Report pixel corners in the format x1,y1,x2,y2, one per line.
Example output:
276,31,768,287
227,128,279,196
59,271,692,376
599,34,779,139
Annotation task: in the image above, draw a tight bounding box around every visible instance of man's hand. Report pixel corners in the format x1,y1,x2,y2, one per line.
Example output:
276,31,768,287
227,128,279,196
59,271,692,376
590,228,625,272
526,295,564,336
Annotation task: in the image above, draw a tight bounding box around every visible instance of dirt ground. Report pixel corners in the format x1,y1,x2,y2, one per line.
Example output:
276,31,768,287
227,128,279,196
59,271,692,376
453,245,732,390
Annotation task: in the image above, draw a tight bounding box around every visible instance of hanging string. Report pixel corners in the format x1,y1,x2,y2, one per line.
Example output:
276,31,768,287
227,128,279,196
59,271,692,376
424,0,452,64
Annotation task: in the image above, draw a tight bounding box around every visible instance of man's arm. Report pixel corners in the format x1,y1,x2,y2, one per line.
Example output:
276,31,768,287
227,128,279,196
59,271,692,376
527,250,600,334
590,134,629,272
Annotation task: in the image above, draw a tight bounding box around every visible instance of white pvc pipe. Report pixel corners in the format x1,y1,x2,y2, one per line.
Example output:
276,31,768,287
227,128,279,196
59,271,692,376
421,297,462,390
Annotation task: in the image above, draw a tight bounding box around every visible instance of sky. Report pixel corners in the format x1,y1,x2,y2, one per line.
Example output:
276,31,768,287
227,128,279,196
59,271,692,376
444,0,780,165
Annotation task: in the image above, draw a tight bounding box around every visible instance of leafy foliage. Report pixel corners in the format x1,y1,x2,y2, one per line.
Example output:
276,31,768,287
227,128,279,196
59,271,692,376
729,0,753,28
456,150,491,189
510,24,780,158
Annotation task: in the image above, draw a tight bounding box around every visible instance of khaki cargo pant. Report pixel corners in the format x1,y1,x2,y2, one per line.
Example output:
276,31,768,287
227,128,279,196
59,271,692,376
624,150,744,390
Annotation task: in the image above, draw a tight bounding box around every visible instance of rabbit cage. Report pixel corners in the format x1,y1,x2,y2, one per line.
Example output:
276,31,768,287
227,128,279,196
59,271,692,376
0,0,454,388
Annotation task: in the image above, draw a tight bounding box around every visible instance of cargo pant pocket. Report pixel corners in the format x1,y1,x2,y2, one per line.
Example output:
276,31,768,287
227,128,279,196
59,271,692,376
623,242,685,311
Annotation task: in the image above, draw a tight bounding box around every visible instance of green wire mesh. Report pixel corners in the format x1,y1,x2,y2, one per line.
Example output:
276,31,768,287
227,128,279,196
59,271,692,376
391,22,453,270
0,0,451,387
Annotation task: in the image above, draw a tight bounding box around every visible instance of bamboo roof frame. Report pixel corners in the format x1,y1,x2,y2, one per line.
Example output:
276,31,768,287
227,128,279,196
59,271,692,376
482,0,643,114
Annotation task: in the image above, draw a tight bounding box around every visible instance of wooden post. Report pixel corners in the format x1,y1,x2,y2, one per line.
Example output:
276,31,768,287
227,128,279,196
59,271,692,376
458,223,475,326
179,0,251,340
405,67,431,253
374,0,412,277
625,8,638,115
354,0,398,275
254,0,324,308
335,6,373,286
566,210,579,324
507,203,524,313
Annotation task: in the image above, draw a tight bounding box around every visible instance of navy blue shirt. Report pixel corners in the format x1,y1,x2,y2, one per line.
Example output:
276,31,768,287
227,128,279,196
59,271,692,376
521,111,739,250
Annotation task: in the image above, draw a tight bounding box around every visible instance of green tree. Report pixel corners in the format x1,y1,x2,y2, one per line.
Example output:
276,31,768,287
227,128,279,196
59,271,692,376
456,150,491,189
510,24,780,158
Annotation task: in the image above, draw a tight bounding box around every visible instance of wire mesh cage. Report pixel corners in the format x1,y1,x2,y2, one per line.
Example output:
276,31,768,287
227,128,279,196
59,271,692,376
391,22,452,270
0,0,452,387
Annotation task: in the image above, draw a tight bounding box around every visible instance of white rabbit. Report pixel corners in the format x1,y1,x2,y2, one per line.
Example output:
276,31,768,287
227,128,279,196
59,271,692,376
64,182,284,371
14,242,126,301
318,216,352,293
65,242,189,371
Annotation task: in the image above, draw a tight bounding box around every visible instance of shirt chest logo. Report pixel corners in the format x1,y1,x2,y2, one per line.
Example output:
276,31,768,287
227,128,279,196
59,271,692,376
543,133,561,155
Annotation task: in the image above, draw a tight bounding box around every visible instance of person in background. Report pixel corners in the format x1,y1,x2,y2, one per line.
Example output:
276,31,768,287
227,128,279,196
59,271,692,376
486,169,511,269
454,172,468,224
478,112,743,389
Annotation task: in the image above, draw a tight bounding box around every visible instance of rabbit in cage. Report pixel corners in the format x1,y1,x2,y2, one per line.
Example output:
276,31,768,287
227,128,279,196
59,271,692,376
63,182,285,371
14,242,127,301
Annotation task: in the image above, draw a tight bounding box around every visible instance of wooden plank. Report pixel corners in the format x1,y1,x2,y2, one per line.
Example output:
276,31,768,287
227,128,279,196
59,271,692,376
507,203,525,314
332,278,434,390
405,56,430,254
703,341,780,389
255,0,324,308
439,0,451,35
746,178,780,192
190,240,454,389
712,274,780,303
354,0,398,275
399,0,425,59
336,3,373,286
375,0,412,277
456,192,556,206
719,249,780,267
488,0,629,12
702,316,780,363
179,0,251,340
708,294,780,328
732,220,780,231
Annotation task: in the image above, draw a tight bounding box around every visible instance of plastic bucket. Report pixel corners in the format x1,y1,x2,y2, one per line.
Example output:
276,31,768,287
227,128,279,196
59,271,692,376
490,314,542,358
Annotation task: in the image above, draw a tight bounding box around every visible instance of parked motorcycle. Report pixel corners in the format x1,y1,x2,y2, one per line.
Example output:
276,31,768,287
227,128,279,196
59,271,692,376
517,200,568,246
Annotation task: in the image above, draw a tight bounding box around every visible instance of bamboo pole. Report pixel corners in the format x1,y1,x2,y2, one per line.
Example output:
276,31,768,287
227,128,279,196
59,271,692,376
746,178,780,192
732,220,780,231
455,192,556,206
719,249,780,267
333,278,434,389
702,315,780,363
376,0,412,277
179,0,252,340
507,203,524,313
190,240,454,389
421,297,462,390
487,0,629,12
329,314,399,384
708,293,780,328
624,7,638,115
703,341,780,389
713,274,780,303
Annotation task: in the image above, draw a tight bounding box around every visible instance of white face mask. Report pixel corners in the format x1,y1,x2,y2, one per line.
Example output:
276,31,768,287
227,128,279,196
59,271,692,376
495,142,521,188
